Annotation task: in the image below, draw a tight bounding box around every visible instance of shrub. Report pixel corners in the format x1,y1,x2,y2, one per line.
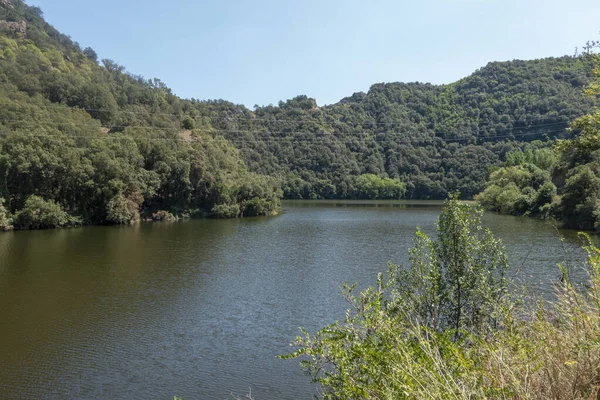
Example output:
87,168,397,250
0,197,13,231
533,181,557,213
105,194,140,224
496,183,522,214
392,194,508,335
181,116,195,130
353,174,406,199
241,197,277,217
283,199,600,399
211,203,240,218
14,195,80,229
151,210,178,222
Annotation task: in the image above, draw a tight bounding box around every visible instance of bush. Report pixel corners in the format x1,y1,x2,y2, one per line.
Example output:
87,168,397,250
534,181,557,213
181,116,195,130
283,199,600,399
496,183,522,214
353,174,406,199
392,194,508,335
0,197,13,231
14,195,80,229
105,194,140,224
211,203,240,218
151,210,177,222
477,164,555,217
241,197,269,216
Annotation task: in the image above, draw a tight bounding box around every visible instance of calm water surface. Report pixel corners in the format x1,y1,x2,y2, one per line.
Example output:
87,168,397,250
0,200,593,399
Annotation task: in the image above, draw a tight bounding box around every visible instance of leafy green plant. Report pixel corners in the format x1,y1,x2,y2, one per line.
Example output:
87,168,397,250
392,194,508,336
0,197,13,230
105,193,141,225
477,51,600,231
283,199,600,399
151,210,177,222
14,195,80,229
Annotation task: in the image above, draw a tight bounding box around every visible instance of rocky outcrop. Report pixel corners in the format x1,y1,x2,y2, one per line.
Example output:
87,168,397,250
0,20,26,34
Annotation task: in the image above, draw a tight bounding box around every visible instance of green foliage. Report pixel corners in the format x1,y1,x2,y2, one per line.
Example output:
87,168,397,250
209,172,281,218
82,46,97,63
225,56,597,200
181,116,195,130
105,193,141,224
557,110,600,159
1,0,599,231
558,164,600,230
284,204,600,400
14,195,80,229
211,203,241,218
476,163,555,216
548,54,600,230
0,197,13,230
478,51,600,230
504,146,558,170
392,195,508,334
583,53,600,97
353,174,406,199
0,0,284,229
151,210,177,222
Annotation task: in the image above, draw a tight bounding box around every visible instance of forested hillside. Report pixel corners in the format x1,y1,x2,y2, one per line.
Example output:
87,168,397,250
0,0,281,229
0,0,597,228
476,49,600,232
216,56,597,199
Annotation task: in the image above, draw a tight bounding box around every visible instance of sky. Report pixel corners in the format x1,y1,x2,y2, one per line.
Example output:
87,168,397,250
29,0,600,108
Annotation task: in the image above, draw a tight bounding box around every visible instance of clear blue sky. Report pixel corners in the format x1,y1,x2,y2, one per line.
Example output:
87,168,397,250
30,0,600,108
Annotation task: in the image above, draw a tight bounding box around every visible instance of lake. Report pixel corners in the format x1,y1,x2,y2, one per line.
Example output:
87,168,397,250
0,200,592,399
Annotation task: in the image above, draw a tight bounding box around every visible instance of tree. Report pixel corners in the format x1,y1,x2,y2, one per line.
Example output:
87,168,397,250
392,194,508,335
0,197,13,231
283,230,600,399
181,116,195,130
353,174,406,199
105,193,141,224
282,196,511,398
83,46,98,63
14,195,80,229
551,52,600,230
101,58,125,74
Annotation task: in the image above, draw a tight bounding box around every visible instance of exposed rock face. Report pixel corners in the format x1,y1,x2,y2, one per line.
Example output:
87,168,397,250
0,20,26,34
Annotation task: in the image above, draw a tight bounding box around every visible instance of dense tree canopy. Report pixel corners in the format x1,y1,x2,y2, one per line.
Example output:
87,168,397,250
219,57,596,200
477,51,600,231
0,0,598,229
0,0,282,228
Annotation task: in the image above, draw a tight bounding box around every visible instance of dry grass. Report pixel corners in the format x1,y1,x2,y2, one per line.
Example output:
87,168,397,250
480,268,600,399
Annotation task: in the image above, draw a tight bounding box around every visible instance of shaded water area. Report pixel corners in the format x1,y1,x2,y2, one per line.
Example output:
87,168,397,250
0,200,593,399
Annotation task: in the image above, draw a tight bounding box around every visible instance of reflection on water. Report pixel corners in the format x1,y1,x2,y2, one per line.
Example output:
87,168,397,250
0,200,593,399
286,199,446,208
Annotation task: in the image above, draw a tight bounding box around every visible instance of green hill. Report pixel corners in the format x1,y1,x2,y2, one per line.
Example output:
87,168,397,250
221,57,596,199
0,0,597,228
0,0,281,228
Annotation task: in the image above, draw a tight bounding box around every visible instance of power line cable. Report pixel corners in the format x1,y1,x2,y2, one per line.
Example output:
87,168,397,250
0,102,578,127
0,127,569,145
0,118,571,138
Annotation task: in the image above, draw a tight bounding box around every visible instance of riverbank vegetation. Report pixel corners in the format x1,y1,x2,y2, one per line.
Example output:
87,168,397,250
0,0,282,228
1,0,599,230
283,197,600,399
476,48,600,232
218,54,598,200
